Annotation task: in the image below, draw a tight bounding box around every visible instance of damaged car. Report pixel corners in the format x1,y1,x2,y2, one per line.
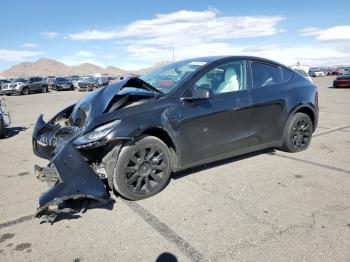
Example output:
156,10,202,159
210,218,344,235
32,56,318,218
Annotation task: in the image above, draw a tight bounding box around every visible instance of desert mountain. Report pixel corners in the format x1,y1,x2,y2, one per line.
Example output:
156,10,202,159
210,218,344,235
0,58,170,77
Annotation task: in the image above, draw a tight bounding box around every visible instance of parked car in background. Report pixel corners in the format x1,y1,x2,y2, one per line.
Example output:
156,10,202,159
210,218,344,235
77,77,98,91
309,70,325,77
32,56,318,216
0,79,10,92
95,76,115,88
73,76,90,89
50,77,74,91
68,75,80,82
0,98,10,138
1,77,48,95
335,68,346,75
333,70,350,88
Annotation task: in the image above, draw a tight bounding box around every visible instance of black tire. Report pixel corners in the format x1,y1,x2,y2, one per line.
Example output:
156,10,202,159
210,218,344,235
281,112,313,152
70,85,74,91
21,87,29,95
41,86,48,93
0,119,5,139
112,136,172,200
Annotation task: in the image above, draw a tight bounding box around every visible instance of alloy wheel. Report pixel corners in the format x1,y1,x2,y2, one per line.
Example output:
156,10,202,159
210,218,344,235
123,146,168,195
291,118,311,149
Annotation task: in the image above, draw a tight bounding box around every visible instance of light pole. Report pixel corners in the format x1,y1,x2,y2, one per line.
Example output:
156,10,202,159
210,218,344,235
171,41,175,63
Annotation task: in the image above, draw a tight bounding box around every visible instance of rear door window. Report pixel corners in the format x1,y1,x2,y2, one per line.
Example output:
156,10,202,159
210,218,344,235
251,62,283,88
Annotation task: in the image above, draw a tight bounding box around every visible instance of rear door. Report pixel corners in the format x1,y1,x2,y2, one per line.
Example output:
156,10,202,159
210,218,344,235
249,61,290,147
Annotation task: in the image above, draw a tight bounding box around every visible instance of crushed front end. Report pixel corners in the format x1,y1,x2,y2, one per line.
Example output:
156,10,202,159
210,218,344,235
32,109,112,221
32,78,159,221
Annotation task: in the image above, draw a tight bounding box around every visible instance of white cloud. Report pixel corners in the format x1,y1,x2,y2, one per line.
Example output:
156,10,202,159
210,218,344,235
66,9,285,42
0,49,44,61
317,26,350,41
66,30,119,40
75,51,95,58
21,43,38,48
62,9,350,68
298,27,323,36
299,25,350,41
40,31,59,38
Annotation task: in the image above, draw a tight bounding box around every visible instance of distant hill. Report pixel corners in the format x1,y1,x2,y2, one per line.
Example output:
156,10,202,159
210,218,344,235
0,58,170,77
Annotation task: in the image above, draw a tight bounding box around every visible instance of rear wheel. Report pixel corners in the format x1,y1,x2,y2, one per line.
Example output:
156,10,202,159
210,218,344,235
112,136,172,200
41,86,48,93
281,112,313,152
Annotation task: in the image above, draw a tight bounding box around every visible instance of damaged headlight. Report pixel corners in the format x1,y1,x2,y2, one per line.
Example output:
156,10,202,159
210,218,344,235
73,119,121,147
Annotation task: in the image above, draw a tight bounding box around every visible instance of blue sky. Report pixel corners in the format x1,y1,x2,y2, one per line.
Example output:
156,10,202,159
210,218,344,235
0,0,349,71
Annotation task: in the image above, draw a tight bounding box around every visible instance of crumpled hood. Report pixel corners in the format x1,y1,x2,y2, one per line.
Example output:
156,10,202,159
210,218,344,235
70,77,157,130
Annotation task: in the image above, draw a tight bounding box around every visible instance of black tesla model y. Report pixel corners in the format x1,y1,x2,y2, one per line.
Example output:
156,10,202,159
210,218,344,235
32,56,318,216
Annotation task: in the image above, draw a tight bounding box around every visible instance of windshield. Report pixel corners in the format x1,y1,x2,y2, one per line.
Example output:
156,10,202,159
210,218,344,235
84,78,96,83
344,70,350,75
12,78,26,83
140,60,207,93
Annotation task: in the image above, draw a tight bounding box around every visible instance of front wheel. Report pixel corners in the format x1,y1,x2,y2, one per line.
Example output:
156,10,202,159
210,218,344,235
0,119,5,138
42,86,48,93
112,136,172,200
281,112,313,152
21,87,29,95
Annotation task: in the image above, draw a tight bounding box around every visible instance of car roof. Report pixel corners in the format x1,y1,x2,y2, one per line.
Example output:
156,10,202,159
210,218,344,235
182,55,287,67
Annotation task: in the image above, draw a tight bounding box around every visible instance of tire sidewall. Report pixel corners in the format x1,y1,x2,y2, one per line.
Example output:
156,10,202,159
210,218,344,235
113,136,172,200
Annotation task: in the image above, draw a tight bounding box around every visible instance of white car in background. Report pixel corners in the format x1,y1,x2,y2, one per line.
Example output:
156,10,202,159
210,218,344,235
73,76,93,89
309,70,326,77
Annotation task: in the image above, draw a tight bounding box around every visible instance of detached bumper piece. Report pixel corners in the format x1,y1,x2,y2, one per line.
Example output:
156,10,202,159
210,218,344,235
33,126,111,223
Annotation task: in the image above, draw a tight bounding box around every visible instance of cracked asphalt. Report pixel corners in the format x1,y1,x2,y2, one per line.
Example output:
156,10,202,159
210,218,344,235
0,76,349,261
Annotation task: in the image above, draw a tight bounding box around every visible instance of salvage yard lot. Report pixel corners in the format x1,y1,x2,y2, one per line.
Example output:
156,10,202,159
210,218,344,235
0,76,349,261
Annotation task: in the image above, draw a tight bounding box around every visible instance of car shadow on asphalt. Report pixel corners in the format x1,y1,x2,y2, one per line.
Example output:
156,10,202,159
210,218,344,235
172,148,274,180
5,126,28,138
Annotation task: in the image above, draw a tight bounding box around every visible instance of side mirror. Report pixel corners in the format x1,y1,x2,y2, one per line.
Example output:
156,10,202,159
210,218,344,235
182,86,212,101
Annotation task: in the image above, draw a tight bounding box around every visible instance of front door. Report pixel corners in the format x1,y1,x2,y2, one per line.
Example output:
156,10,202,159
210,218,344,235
180,60,253,164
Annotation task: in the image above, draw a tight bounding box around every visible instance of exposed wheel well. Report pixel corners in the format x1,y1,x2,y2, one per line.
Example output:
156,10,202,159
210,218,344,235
141,127,179,168
295,106,316,129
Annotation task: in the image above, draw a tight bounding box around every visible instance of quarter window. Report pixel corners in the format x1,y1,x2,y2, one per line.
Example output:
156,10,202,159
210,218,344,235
251,62,283,88
194,61,246,95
